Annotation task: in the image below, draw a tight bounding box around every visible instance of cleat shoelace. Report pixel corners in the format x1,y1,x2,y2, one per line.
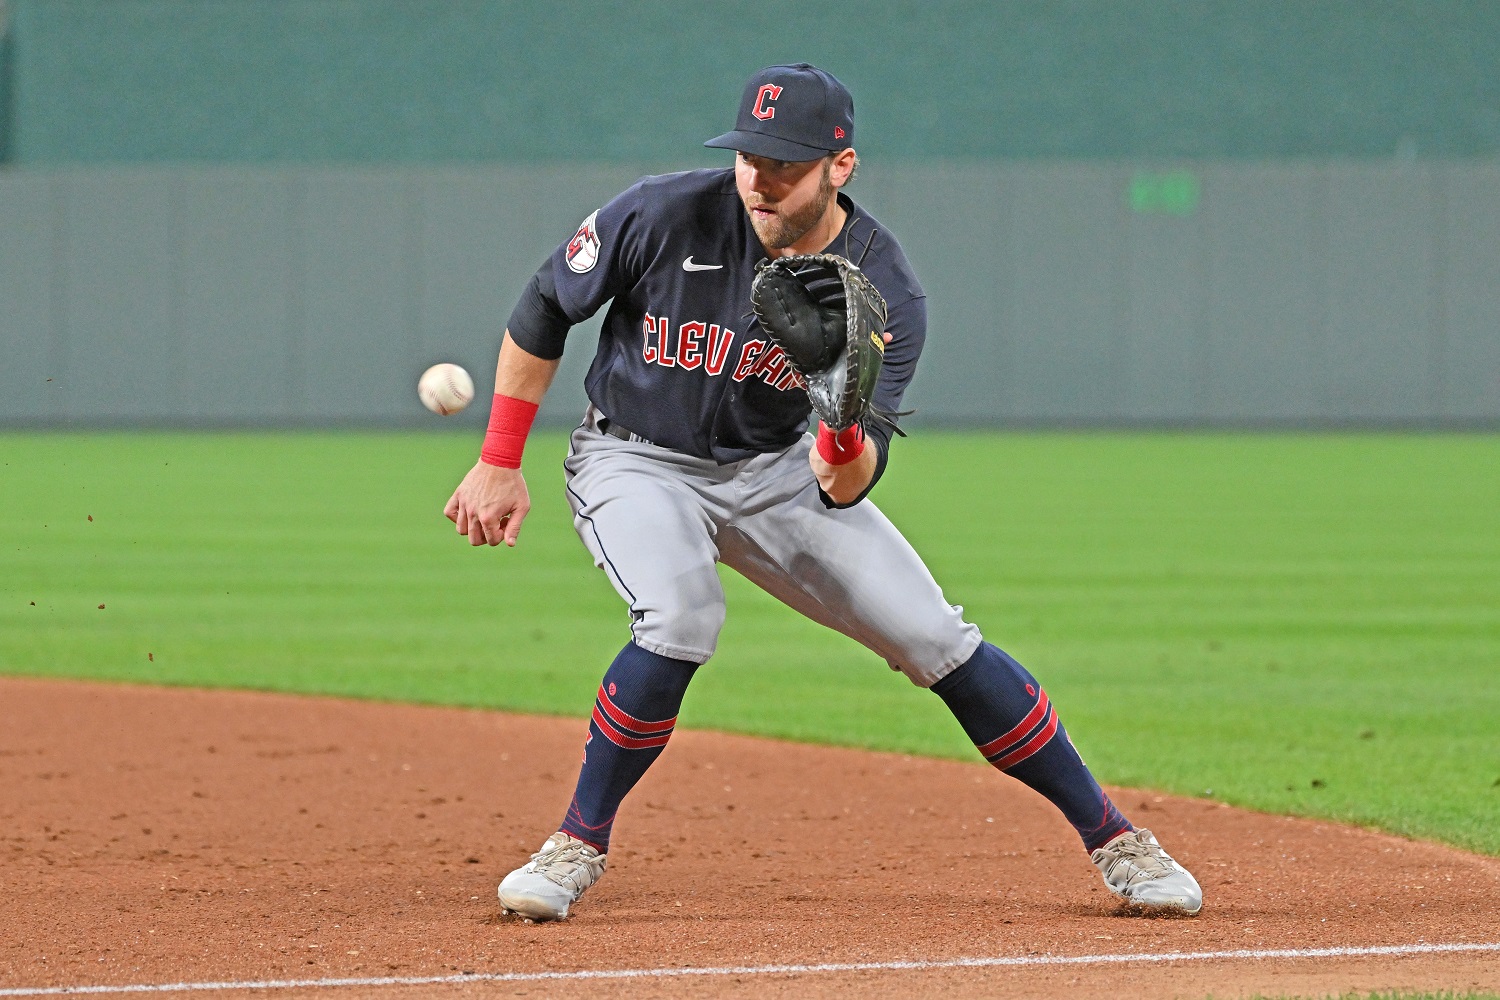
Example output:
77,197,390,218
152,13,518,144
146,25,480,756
1098,830,1176,886
526,838,605,889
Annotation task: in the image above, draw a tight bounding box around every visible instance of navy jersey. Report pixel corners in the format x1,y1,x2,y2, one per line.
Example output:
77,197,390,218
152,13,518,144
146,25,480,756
508,168,926,473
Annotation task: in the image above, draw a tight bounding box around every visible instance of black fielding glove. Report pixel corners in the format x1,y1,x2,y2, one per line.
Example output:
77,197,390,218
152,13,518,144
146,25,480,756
750,253,905,436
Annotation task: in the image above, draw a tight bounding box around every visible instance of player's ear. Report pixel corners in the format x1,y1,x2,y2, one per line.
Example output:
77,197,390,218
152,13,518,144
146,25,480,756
829,148,858,188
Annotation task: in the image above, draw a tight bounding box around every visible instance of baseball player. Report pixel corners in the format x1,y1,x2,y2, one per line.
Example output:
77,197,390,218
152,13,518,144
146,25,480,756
445,64,1202,922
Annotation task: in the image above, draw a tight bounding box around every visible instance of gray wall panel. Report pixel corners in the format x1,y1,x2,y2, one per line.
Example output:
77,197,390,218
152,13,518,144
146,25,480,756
59,171,177,420
0,174,58,420
861,163,1009,423
298,172,412,420
1003,165,1123,420
415,165,657,427
3,161,1498,428
176,171,295,420
1438,165,1500,419
1321,166,1438,419
413,170,525,422
1203,167,1326,420
1123,190,1207,419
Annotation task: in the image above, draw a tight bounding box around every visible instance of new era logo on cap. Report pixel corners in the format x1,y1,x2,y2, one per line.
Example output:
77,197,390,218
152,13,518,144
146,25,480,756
704,64,855,162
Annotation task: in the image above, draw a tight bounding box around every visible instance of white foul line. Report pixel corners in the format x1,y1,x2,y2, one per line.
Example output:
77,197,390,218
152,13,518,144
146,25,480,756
2,941,1496,996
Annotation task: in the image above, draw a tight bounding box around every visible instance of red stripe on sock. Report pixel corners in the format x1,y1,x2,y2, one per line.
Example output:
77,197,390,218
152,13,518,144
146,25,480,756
596,685,678,735
564,804,607,831
991,706,1059,771
1090,796,1133,844
592,705,675,750
566,832,608,852
563,799,614,838
975,689,1051,760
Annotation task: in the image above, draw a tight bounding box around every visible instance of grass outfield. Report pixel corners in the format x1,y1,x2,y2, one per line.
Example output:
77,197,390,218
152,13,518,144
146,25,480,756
3,431,1498,856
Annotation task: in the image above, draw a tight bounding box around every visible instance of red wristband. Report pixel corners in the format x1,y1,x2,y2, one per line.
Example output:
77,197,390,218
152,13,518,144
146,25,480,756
480,393,539,469
815,422,865,466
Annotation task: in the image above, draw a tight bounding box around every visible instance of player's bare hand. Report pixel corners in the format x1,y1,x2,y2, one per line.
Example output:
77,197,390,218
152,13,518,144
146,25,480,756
444,462,531,548
809,432,879,505
808,447,839,494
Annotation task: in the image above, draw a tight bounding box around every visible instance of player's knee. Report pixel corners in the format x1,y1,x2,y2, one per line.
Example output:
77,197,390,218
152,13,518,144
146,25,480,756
882,618,983,688
632,598,726,664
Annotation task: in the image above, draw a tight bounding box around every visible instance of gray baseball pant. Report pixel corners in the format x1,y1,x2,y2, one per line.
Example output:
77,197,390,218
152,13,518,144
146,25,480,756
563,410,983,687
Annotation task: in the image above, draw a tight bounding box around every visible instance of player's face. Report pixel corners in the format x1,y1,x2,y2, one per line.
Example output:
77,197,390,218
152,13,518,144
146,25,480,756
736,153,836,252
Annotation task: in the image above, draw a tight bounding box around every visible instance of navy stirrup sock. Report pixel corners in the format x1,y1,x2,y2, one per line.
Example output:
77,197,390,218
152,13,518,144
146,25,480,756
931,642,1132,853
558,643,698,852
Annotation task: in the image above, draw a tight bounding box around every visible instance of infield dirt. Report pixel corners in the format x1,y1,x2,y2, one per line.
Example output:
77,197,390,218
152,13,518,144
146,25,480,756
2,678,1497,999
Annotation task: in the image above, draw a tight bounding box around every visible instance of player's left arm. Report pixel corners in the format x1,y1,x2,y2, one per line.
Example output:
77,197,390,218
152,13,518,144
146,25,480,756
808,332,891,504
810,292,926,507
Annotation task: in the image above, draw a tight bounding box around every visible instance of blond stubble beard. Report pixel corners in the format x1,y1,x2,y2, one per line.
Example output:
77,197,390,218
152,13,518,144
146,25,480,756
748,159,835,250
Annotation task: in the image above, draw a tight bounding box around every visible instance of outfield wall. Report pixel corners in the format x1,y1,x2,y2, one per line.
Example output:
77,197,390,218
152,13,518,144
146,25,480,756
2,161,1499,428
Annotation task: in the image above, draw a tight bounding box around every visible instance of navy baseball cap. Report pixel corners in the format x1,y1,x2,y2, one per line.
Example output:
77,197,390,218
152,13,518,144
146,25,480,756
704,64,855,162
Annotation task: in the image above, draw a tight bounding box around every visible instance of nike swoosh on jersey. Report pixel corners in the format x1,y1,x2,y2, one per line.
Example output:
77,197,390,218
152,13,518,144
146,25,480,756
682,257,724,272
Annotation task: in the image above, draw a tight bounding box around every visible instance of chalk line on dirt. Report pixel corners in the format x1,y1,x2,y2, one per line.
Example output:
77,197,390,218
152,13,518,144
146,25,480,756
2,940,1497,996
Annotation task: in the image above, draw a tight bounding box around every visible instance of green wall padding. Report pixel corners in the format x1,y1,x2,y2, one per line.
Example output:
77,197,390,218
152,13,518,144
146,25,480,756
9,0,1500,165
0,10,14,162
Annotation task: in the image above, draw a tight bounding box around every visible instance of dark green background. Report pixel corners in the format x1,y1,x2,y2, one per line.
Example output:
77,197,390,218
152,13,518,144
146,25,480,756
5,0,1500,164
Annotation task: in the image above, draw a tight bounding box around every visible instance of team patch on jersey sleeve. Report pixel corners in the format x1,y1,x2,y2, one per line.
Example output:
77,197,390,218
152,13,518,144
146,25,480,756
566,210,602,274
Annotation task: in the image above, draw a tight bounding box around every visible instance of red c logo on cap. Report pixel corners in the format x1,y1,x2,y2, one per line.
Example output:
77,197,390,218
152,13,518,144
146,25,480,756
752,84,783,121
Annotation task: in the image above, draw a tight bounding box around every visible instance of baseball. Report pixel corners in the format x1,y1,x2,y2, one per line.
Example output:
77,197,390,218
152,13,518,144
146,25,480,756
417,363,475,416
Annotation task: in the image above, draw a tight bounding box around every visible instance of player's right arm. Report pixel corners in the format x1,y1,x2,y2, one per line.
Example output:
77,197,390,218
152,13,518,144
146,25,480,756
443,332,560,548
445,189,644,547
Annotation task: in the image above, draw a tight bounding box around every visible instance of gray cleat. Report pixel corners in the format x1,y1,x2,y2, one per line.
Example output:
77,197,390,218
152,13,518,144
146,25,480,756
497,832,607,922
1090,827,1203,915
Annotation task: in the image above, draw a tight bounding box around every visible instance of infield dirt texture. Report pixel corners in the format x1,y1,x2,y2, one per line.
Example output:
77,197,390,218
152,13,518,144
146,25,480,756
3,431,1499,997
3,678,1498,999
